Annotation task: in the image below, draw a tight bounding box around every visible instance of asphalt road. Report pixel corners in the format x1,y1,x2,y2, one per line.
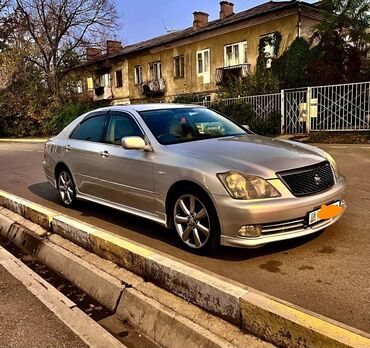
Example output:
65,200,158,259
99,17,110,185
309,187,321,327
0,141,369,333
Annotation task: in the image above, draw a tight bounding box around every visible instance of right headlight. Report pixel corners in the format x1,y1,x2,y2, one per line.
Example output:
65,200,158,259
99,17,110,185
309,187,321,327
217,171,281,200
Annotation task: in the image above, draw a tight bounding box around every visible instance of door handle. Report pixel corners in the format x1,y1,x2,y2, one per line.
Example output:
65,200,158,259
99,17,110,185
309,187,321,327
100,150,110,158
65,145,72,152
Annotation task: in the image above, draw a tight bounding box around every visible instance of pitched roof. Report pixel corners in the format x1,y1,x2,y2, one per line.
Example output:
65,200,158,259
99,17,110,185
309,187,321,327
123,1,295,54
78,0,320,68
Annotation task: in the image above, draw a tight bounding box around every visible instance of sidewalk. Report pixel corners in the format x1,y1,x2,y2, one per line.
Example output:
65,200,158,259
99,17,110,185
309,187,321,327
0,246,124,348
0,138,47,143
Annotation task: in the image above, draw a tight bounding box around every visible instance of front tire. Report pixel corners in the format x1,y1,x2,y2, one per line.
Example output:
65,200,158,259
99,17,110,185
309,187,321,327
171,187,220,253
57,170,76,207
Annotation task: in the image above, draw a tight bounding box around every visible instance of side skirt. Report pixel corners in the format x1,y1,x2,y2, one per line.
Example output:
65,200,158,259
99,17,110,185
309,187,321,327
75,192,168,228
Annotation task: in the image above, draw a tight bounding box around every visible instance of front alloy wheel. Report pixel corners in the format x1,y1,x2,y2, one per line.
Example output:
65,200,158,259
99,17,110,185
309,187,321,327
174,194,211,249
58,171,75,206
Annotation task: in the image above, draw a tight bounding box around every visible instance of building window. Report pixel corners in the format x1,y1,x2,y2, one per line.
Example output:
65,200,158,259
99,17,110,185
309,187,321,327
96,73,111,88
76,80,83,94
196,49,210,83
134,65,143,84
224,41,247,66
174,56,184,79
149,61,162,81
87,77,94,91
197,49,210,74
115,70,123,88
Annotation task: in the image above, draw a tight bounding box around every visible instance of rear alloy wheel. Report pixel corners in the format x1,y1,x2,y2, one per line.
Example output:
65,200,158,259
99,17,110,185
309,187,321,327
57,170,76,206
173,193,218,252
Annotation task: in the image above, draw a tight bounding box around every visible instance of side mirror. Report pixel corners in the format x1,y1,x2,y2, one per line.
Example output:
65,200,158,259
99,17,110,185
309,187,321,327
121,136,151,151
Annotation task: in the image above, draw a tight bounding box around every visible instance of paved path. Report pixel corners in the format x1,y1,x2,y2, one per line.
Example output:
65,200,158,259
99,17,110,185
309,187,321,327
0,265,88,348
0,142,369,333
0,244,88,348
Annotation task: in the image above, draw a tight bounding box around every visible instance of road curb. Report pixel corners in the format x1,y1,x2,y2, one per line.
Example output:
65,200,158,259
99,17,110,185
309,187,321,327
240,291,370,348
0,207,268,348
0,138,47,143
116,288,235,348
1,190,370,348
0,189,57,229
52,214,247,325
36,239,125,312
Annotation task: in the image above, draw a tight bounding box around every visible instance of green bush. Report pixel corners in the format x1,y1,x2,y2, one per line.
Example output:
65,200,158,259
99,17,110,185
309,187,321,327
172,94,205,104
43,98,107,136
273,37,312,89
44,101,88,136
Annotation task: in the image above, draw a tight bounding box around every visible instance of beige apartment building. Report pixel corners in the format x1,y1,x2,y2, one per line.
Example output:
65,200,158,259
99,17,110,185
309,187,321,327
73,1,321,105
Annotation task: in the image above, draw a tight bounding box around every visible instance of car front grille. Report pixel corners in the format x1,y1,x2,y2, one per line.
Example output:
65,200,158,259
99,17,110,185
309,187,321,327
277,161,334,197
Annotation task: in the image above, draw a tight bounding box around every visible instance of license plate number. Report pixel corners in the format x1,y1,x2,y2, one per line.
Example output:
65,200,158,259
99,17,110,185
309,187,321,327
308,201,341,226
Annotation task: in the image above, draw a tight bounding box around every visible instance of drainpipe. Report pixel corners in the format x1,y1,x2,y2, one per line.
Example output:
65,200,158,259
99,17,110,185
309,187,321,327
297,6,302,38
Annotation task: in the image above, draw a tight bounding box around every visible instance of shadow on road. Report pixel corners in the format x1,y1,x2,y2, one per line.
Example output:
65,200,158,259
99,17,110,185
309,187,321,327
28,181,323,262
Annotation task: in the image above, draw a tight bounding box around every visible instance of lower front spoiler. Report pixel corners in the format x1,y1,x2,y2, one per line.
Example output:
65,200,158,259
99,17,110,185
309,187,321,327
220,204,345,248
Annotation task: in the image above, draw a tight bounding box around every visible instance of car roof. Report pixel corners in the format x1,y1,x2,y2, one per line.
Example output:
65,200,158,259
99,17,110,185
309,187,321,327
92,103,205,113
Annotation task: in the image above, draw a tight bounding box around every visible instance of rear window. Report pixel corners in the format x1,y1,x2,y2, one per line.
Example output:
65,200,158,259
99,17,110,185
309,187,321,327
70,116,106,142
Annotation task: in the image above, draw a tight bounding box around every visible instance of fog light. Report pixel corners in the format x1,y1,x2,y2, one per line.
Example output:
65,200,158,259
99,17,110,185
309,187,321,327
238,225,262,237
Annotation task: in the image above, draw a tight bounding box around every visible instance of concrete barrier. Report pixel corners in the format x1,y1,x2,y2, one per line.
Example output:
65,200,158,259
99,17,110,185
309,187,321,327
36,240,125,312
116,288,233,348
0,207,268,348
0,189,56,229
240,291,370,348
1,190,370,348
53,214,247,325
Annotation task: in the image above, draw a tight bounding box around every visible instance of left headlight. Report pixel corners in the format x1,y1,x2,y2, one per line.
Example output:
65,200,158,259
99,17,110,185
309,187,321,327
325,153,340,179
217,171,281,200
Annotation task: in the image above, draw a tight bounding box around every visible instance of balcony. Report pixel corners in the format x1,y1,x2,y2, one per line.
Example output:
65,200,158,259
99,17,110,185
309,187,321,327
93,86,113,101
215,64,251,85
141,78,166,96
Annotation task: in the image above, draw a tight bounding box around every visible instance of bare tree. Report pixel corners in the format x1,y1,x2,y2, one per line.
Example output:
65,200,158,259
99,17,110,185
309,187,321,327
15,0,119,94
0,0,8,12
0,0,12,47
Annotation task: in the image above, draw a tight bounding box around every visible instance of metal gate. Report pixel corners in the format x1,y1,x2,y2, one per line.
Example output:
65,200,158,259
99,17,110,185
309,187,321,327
282,88,307,134
310,82,370,131
283,82,370,134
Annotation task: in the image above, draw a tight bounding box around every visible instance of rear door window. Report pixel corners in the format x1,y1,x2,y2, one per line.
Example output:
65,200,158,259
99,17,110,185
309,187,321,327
70,115,106,142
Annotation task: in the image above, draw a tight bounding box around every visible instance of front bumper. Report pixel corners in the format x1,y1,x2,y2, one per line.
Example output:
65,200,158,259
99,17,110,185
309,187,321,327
214,175,347,248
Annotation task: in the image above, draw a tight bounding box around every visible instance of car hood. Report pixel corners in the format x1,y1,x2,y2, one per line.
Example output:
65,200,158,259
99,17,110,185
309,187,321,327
168,134,327,178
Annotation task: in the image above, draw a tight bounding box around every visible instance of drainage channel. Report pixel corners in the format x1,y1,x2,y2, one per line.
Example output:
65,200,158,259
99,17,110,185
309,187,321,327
0,237,158,348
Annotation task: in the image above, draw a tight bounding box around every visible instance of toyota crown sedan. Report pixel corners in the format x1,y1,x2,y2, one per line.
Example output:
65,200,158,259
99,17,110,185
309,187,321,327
43,104,346,253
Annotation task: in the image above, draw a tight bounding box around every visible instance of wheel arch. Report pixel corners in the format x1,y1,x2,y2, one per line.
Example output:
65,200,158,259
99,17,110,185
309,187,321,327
54,162,75,186
165,180,218,229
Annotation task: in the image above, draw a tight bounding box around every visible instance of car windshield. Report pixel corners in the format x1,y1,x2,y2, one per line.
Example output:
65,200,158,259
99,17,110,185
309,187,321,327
139,108,247,145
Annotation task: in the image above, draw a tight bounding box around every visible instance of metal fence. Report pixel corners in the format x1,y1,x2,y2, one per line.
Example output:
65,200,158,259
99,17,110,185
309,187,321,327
310,82,370,131
194,81,370,134
196,93,281,120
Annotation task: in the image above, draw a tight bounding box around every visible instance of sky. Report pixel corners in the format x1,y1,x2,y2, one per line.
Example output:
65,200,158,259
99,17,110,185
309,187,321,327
116,0,316,45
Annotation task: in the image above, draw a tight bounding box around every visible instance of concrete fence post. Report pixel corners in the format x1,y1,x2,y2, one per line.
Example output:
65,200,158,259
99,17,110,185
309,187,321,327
280,90,285,135
306,87,311,134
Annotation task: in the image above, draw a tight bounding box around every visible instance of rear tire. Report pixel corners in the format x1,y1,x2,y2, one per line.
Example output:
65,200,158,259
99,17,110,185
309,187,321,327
57,169,77,207
170,186,220,254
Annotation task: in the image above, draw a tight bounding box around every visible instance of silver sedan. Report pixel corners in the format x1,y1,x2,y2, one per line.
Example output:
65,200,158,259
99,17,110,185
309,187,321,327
43,104,346,253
